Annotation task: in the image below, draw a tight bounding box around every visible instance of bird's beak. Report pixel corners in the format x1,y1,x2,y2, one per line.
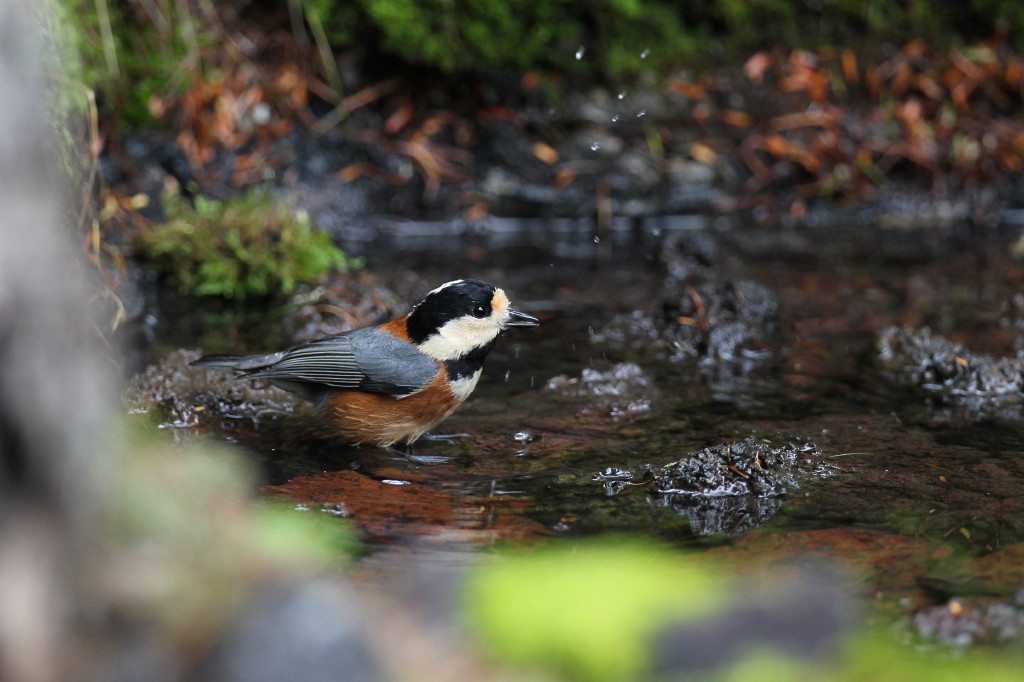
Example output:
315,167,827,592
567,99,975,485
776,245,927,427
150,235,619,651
504,309,540,327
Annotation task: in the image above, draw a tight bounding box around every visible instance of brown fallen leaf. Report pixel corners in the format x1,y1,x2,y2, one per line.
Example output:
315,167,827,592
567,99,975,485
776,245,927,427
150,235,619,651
532,141,559,164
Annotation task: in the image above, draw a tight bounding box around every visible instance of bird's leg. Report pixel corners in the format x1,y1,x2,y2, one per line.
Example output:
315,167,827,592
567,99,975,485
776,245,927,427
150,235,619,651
383,443,456,465
420,433,472,444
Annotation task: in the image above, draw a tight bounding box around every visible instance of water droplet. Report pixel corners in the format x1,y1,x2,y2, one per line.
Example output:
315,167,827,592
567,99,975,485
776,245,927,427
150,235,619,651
575,46,585,60
636,110,646,118
590,142,601,151
617,91,626,100
504,369,510,382
593,235,601,243
640,48,651,59
611,114,620,123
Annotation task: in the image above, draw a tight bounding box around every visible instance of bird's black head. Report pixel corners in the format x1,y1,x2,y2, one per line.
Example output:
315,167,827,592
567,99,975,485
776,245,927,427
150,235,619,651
406,279,538,360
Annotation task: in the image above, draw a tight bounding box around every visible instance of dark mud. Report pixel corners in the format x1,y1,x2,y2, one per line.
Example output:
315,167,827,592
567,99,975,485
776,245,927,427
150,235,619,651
131,218,1024,650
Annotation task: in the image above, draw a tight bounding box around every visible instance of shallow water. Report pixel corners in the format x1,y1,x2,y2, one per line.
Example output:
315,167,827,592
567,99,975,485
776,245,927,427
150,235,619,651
148,215,1024,636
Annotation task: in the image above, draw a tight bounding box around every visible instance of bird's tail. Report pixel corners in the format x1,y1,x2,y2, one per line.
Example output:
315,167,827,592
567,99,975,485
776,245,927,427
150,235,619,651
190,352,285,374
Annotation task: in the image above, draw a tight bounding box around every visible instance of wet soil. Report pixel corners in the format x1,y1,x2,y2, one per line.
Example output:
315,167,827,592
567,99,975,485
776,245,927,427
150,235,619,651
132,218,1024,646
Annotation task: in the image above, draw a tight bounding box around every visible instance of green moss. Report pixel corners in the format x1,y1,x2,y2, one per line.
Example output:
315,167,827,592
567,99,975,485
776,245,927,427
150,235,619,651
303,0,685,78
136,188,360,301
304,0,1024,82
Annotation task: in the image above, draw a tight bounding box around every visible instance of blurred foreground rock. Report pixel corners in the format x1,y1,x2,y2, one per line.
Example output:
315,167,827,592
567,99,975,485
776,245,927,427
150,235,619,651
0,3,381,681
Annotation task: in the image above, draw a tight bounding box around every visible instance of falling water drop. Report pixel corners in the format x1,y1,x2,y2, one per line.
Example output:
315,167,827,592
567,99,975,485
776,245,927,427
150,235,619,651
636,110,646,118
617,91,626,100
611,114,620,123
593,235,601,244
575,46,585,60
590,141,601,151
640,48,651,59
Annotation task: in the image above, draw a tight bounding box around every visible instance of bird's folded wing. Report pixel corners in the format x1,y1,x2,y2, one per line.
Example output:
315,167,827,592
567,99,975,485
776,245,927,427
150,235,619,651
246,328,438,396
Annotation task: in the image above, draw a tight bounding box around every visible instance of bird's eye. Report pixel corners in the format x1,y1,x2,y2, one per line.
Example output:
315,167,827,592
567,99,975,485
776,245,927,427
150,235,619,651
472,304,489,318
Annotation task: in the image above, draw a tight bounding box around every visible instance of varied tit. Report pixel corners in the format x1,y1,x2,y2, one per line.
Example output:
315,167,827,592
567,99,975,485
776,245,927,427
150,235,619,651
192,279,539,446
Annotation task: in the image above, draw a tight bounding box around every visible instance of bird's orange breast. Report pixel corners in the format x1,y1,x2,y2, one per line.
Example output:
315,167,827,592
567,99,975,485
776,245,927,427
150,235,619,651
323,370,459,446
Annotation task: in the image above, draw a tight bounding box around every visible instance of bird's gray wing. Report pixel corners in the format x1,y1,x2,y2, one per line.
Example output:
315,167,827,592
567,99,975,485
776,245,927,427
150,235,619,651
246,327,437,397
349,327,440,395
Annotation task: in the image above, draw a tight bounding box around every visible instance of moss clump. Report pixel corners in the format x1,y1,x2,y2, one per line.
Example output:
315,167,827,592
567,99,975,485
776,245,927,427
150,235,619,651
137,189,359,300
302,0,1024,80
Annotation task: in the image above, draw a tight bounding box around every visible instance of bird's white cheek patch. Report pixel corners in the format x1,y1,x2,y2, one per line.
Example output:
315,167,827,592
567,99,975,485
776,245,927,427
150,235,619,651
418,320,501,360
448,369,482,402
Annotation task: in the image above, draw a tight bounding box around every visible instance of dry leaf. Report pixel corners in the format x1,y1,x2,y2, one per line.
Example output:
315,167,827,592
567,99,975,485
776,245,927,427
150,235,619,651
744,51,772,84
722,110,752,127
463,203,488,222
841,49,859,85
553,167,576,188
532,141,559,164
383,99,415,135
689,142,717,165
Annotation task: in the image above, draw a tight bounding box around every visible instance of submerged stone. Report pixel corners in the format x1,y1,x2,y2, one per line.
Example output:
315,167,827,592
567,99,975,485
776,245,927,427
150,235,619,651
592,232,779,398
545,362,657,420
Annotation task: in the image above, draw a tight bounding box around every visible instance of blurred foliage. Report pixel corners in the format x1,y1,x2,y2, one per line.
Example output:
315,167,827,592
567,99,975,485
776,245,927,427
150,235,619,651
302,0,689,78
135,187,359,300
61,0,1024,126
302,0,1024,79
464,539,1024,682
464,539,728,680
61,0,223,126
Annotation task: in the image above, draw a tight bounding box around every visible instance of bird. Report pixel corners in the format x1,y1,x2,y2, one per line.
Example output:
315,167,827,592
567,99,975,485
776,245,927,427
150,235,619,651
191,279,539,446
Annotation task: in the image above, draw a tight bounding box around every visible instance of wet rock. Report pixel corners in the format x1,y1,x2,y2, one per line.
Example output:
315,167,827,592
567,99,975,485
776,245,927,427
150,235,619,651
652,437,830,497
197,580,384,682
653,568,851,676
595,438,833,536
593,230,779,389
544,362,657,421
914,593,1024,647
877,326,1024,418
643,437,833,536
594,278,778,376
125,349,306,428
